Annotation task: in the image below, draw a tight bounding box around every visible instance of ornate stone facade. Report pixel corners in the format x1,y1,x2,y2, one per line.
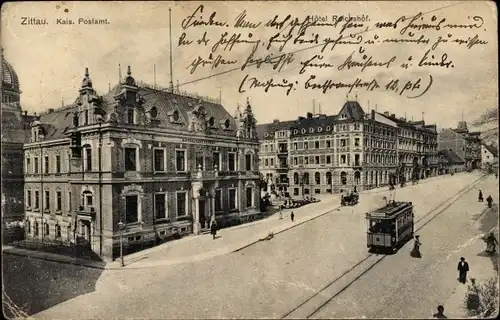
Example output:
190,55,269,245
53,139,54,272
22,67,260,262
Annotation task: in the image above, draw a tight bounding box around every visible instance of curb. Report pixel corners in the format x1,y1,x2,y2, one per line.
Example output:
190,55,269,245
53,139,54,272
2,249,107,270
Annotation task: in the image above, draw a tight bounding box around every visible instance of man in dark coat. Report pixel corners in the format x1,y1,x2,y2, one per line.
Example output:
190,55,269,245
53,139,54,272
290,211,294,222
457,257,469,283
486,195,493,208
210,220,218,240
433,305,447,318
478,190,484,202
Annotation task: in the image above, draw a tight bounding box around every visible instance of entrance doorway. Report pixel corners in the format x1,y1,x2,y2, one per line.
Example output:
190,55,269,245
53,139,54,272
199,199,207,229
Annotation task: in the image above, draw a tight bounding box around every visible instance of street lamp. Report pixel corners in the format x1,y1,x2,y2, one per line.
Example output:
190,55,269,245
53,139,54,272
117,221,125,267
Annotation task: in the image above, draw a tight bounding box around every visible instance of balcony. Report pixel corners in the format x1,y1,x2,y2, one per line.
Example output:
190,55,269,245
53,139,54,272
76,206,96,219
277,164,289,172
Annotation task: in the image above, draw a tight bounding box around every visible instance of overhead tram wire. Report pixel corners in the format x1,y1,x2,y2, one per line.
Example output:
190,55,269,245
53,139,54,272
172,2,464,89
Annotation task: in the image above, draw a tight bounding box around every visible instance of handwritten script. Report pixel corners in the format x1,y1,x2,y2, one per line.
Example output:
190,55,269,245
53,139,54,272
178,4,490,99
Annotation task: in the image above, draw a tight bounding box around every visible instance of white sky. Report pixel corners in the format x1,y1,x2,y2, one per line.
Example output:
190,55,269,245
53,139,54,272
1,1,497,129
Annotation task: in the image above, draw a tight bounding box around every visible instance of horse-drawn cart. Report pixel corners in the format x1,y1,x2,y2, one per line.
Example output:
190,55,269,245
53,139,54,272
341,192,359,206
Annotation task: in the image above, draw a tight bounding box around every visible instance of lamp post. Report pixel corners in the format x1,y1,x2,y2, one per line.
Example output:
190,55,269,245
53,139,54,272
118,221,125,267
212,165,219,224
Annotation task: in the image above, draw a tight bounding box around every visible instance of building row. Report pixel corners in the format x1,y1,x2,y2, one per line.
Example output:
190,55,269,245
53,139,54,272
2,50,261,261
256,100,469,197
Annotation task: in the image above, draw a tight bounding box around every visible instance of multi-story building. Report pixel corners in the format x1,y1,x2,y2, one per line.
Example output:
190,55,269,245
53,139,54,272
438,121,482,170
257,99,439,195
377,113,439,181
1,49,34,223
481,143,498,166
23,66,260,261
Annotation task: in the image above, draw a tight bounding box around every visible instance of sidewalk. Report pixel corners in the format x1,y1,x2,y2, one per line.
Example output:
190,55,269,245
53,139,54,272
443,226,499,319
2,172,477,271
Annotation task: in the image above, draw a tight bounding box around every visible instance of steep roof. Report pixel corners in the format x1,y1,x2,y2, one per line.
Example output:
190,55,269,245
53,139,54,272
256,120,295,140
336,101,365,121
35,83,238,140
438,148,465,164
483,143,498,156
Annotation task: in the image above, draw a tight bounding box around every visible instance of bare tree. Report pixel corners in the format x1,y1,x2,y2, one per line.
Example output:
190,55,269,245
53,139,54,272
463,276,499,318
473,108,498,142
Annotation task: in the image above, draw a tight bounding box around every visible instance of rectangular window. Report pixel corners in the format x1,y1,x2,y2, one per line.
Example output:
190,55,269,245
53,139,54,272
26,190,32,207
84,110,89,125
341,155,346,164
315,141,320,149
125,195,139,223
341,139,346,147
215,189,222,212
228,152,236,171
354,138,360,147
44,156,50,174
34,191,39,209
127,109,134,124
326,155,331,164
55,155,61,173
245,154,252,171
26,158,31,174
44,191,50,210
270,158,274,167
315,156,320,164
34,158,39,174
293,157,298,165
326,140,331,148
155,193,166,220
68,191,71,212
85,193,93,207
154,149,165,172
304,157,309,165
176,150,186,171
304,142,308,150
229,189,237,210
56,225,61,238
85,148,92,171
265,159,269,166
195,152,204,170
246,187,253,208
293,143,298,150
176,192,187,217
56,191,62,211
125,148,137,171
213,152,220,170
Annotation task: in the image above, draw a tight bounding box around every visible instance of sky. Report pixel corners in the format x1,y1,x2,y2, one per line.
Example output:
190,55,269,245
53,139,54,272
1,1,498,130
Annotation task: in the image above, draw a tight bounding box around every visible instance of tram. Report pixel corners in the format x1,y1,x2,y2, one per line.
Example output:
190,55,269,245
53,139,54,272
366,201,414,253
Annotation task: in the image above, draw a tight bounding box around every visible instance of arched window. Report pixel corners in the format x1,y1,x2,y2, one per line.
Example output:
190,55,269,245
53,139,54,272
67,225,72,243
315,172,321,185
208,117,215,127
354,171,361,185
82,190,93,208
172,110,180,122
341,171,347,185
326,172,332,185
26,219,31,234
34,221,39,236
55,224,61,239
303,172,310,185
294,172,299,184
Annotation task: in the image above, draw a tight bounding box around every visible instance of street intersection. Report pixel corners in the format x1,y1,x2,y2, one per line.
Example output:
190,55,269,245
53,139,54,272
6,172,498,319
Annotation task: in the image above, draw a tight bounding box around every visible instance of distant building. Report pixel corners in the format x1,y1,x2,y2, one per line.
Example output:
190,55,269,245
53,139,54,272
256,99,439,196
481,143,498,166
437,149,466,174
1,48,34,223
23,66,260,261
438,121,482,170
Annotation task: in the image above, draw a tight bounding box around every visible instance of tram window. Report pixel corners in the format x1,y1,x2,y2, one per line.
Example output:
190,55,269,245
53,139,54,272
369,219,395,233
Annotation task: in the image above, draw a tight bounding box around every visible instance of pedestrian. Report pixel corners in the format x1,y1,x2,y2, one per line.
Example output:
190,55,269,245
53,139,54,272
484,232,498,254
457,257,469,283
290,211,294,222
210,220,218,240
279,205,283,220
410,235,422,258
486,195,493,208
433,305,447,318
478,189,484,202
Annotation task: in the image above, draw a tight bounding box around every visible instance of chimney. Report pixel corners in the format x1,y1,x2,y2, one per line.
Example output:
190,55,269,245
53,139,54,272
391,114,396,118
297,116,305,122
306,112,313,119
273,119,279,124
383,111,390,116
24,111,27,116
399,117,405,121
48,108,54,113
371,109,375,120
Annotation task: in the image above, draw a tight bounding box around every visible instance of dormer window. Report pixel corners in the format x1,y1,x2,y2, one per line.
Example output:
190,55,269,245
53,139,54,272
172,110,180,122
150,106,158,119
301,128,306,134
293,129,298,135
208,117,215,127
127,109,135,124
326,126,331,131
309,128,314,133
224,119,230,129
317,127,323,132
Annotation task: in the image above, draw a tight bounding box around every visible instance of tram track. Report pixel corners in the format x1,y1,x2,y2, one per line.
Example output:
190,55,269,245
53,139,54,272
281,174,488,319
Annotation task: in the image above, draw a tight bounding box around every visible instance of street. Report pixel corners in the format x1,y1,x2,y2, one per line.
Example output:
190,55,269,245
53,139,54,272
6,173,498,319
